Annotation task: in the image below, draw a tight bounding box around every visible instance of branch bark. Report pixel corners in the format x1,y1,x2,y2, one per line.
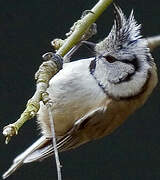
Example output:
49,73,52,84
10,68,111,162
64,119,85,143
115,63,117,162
3,0,113,143
56,0,113,57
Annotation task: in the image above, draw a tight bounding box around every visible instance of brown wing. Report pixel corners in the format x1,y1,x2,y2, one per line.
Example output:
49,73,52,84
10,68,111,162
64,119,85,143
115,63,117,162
25,106,108,162
3,106,109,179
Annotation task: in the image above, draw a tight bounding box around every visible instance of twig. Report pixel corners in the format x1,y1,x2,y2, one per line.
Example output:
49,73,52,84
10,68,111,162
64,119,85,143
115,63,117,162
146,35,160,51
56,0,113,57
47,103,62,180
3,0,113,143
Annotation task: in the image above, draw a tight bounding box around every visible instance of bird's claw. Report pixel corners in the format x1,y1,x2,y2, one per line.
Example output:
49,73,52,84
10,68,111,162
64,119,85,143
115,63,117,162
3,124,18,144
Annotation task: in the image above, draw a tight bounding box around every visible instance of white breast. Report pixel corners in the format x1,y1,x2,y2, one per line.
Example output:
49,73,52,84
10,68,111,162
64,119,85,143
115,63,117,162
37,58,108,137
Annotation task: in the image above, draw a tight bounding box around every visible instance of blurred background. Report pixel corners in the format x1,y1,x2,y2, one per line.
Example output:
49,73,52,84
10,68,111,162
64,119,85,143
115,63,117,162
0,0,160,180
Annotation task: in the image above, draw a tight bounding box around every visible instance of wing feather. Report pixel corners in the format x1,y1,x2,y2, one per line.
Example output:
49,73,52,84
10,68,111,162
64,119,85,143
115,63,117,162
3,106,108,179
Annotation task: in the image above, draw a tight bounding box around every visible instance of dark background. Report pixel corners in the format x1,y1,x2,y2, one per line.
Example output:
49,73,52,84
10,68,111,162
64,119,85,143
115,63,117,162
1,0,160,180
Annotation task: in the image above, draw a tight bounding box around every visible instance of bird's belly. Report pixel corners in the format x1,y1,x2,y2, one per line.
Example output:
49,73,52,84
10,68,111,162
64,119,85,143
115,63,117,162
37,90,106,137
37,62,107,137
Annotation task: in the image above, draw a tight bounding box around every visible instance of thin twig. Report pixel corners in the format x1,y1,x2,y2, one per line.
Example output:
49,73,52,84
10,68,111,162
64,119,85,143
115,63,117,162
146,35,160,51
2,0,113,143
56,0,113,57
47,104,62,180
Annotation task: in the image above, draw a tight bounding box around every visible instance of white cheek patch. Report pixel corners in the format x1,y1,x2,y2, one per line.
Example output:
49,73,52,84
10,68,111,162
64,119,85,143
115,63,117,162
92,57,151,99
107,70,149,98
107,61,135,84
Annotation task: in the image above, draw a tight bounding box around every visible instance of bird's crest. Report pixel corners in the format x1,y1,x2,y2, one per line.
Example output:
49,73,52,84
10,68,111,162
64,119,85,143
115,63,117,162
95,5,142,55
110,4,142,47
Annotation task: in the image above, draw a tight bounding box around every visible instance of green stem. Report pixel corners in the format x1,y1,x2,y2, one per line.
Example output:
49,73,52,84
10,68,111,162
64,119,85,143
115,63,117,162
56,0,113,57
2,0,113,145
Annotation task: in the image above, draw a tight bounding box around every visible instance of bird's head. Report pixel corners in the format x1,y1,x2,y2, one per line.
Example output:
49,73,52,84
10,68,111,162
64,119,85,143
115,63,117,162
95,5,151,64
90,5,153,99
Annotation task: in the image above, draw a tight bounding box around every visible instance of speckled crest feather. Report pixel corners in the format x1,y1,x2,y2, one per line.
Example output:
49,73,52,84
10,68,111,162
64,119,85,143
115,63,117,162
95,5,143,55
110,4,142,48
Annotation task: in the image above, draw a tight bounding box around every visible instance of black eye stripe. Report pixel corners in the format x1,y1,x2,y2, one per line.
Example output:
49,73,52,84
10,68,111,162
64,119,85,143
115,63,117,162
102,55,139,71
103,56,133,64
103,55,117,63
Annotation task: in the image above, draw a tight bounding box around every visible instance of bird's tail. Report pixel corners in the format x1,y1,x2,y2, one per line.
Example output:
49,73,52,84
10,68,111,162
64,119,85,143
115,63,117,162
2,136,52,179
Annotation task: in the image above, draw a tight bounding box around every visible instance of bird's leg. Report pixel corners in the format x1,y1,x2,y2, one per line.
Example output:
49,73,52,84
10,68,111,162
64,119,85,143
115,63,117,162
3,53,63,144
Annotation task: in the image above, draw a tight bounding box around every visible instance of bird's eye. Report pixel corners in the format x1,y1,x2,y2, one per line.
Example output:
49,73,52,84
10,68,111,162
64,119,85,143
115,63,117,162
104,55,117,63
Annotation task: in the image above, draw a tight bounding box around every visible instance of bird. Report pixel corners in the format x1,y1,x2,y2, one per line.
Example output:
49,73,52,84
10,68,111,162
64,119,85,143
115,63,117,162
3,5,158,179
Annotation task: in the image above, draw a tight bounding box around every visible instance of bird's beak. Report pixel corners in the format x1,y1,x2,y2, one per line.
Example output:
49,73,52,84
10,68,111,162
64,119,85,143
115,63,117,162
82,41,96,51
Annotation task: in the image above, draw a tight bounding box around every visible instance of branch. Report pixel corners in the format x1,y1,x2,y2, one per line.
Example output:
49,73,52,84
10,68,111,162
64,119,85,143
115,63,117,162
3,0,113,143
2,0,113,180
56,0,113,57
145,35,160,51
